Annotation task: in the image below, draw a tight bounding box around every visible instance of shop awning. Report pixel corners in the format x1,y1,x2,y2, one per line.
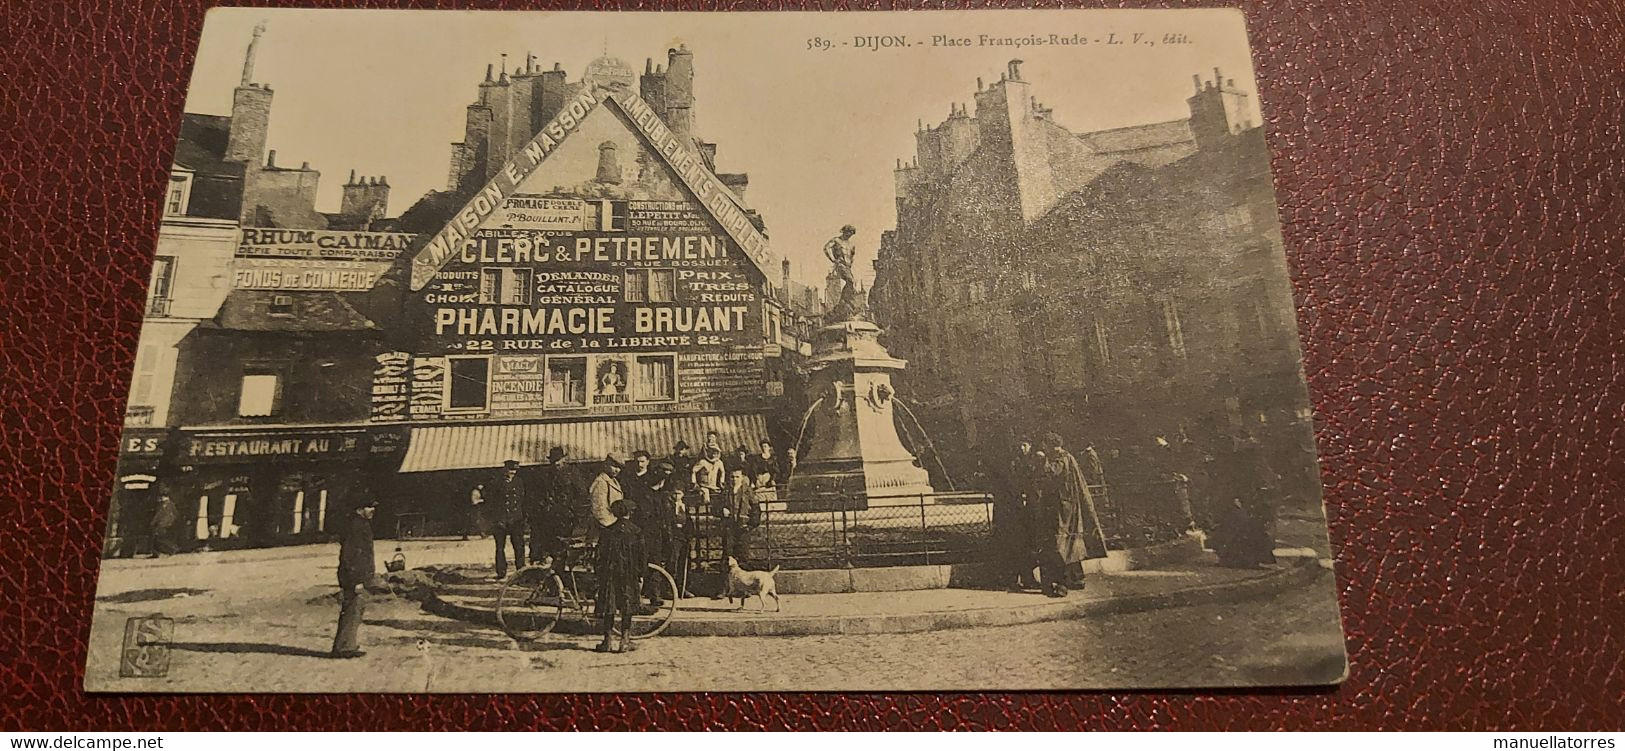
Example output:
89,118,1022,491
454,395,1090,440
398,413,769,473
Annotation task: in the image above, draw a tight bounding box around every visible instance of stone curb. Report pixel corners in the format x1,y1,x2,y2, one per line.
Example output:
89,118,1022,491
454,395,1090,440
421,558,1323,637
769,535,1203,593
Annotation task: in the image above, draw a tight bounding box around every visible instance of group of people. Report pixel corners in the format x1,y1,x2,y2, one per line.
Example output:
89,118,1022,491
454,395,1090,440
1110,428,1283,568
992,433,1111,598
991,426,1285,590
468,433,793,653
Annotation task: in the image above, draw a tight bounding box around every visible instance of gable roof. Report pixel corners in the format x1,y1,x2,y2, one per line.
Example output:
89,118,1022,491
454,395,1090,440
407,84,772,291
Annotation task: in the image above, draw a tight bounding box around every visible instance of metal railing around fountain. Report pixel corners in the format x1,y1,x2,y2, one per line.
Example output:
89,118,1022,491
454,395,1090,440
677,479,1195,571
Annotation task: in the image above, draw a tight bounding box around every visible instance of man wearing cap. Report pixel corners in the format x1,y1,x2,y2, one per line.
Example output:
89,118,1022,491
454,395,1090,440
590,454,641,653
530,446,575,568
637,457,680,606
331,494,377,658
748,440,780,502
479,459,528,580
727,445,753,478
623,450,657,575
995,436,1041,592
667,441,695,493
718,466,761,570
690,446,726,506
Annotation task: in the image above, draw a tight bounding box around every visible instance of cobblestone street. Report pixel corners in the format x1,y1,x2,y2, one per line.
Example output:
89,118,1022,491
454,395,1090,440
85,525,1345,692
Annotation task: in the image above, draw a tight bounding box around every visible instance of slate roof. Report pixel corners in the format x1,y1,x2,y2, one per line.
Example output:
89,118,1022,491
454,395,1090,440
203,290,379,333
171,113,246,220
1079,118,1195,154
173,114,245,178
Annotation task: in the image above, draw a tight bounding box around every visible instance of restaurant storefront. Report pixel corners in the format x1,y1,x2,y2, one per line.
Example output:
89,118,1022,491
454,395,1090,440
164,424,405,549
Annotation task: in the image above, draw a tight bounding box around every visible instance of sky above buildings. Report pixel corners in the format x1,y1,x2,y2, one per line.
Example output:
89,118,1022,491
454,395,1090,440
186,8,1266,287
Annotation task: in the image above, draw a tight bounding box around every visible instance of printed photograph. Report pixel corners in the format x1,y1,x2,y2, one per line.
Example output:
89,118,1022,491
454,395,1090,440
89,7,1347,692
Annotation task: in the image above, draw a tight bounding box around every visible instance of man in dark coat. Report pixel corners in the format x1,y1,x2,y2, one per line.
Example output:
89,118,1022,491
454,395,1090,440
727,445,753,478
1034,432,1109,598
994,438,1040,592
149,494,179,557
529,447,576,567
747,440,780,496
635,458,680,606
331,495,376,658
622,450,657,575
666,441,695,494
646,463,686,596
716,467,760,574
479,459,527,579
1225,431,1280,551
590,455,641,653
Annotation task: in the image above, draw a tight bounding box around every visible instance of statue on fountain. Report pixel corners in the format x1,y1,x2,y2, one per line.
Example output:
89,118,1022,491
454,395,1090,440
786,222,934,507
823,224,863,321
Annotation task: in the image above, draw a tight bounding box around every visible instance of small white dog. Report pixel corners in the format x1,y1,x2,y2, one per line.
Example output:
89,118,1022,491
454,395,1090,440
724,557,782,612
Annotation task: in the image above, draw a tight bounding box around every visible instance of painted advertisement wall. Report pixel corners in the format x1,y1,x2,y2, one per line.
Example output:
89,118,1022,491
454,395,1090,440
385,95,769,424
232,229,414,292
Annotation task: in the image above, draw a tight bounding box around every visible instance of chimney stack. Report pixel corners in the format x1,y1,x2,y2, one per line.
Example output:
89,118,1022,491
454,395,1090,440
594,140,623,185
224,23,274,165
240,21,266,87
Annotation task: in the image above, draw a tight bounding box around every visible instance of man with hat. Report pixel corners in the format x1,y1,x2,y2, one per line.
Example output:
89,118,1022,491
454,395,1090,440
590,454,641,653
995,436,1041,592
477,459,528,580
530,446,576,568
667,441,695,493
587,454,625,544
1033,432,1109,597
635,456,681,606
690,445,726,507
331,493,377,658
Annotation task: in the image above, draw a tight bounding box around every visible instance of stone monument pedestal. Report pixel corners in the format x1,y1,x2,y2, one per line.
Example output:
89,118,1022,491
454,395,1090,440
786,319,934,510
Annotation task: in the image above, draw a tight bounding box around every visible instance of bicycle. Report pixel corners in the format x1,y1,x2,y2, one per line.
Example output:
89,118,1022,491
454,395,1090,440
495,542,679,643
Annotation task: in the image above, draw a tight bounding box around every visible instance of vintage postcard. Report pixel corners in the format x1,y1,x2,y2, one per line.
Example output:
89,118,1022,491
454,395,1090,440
88,7,1346,692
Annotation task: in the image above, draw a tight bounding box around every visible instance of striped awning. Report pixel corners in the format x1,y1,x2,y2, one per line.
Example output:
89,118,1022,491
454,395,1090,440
398,413,769,473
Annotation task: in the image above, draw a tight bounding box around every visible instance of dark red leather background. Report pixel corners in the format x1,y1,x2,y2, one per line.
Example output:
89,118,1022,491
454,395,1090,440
3,0,1622,731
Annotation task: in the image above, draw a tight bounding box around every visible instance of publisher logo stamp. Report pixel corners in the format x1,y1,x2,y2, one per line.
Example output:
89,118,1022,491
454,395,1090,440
119,615,173,678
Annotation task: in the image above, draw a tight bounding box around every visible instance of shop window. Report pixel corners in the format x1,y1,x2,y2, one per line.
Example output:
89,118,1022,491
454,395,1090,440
164,172,192,216
480,268,532,305
634,354,676,402
147,256,175,316
649,269,676,302
546,356,587,407
238,371,281,418
445,356,491,412
623,270,647,302
624,269,676,303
